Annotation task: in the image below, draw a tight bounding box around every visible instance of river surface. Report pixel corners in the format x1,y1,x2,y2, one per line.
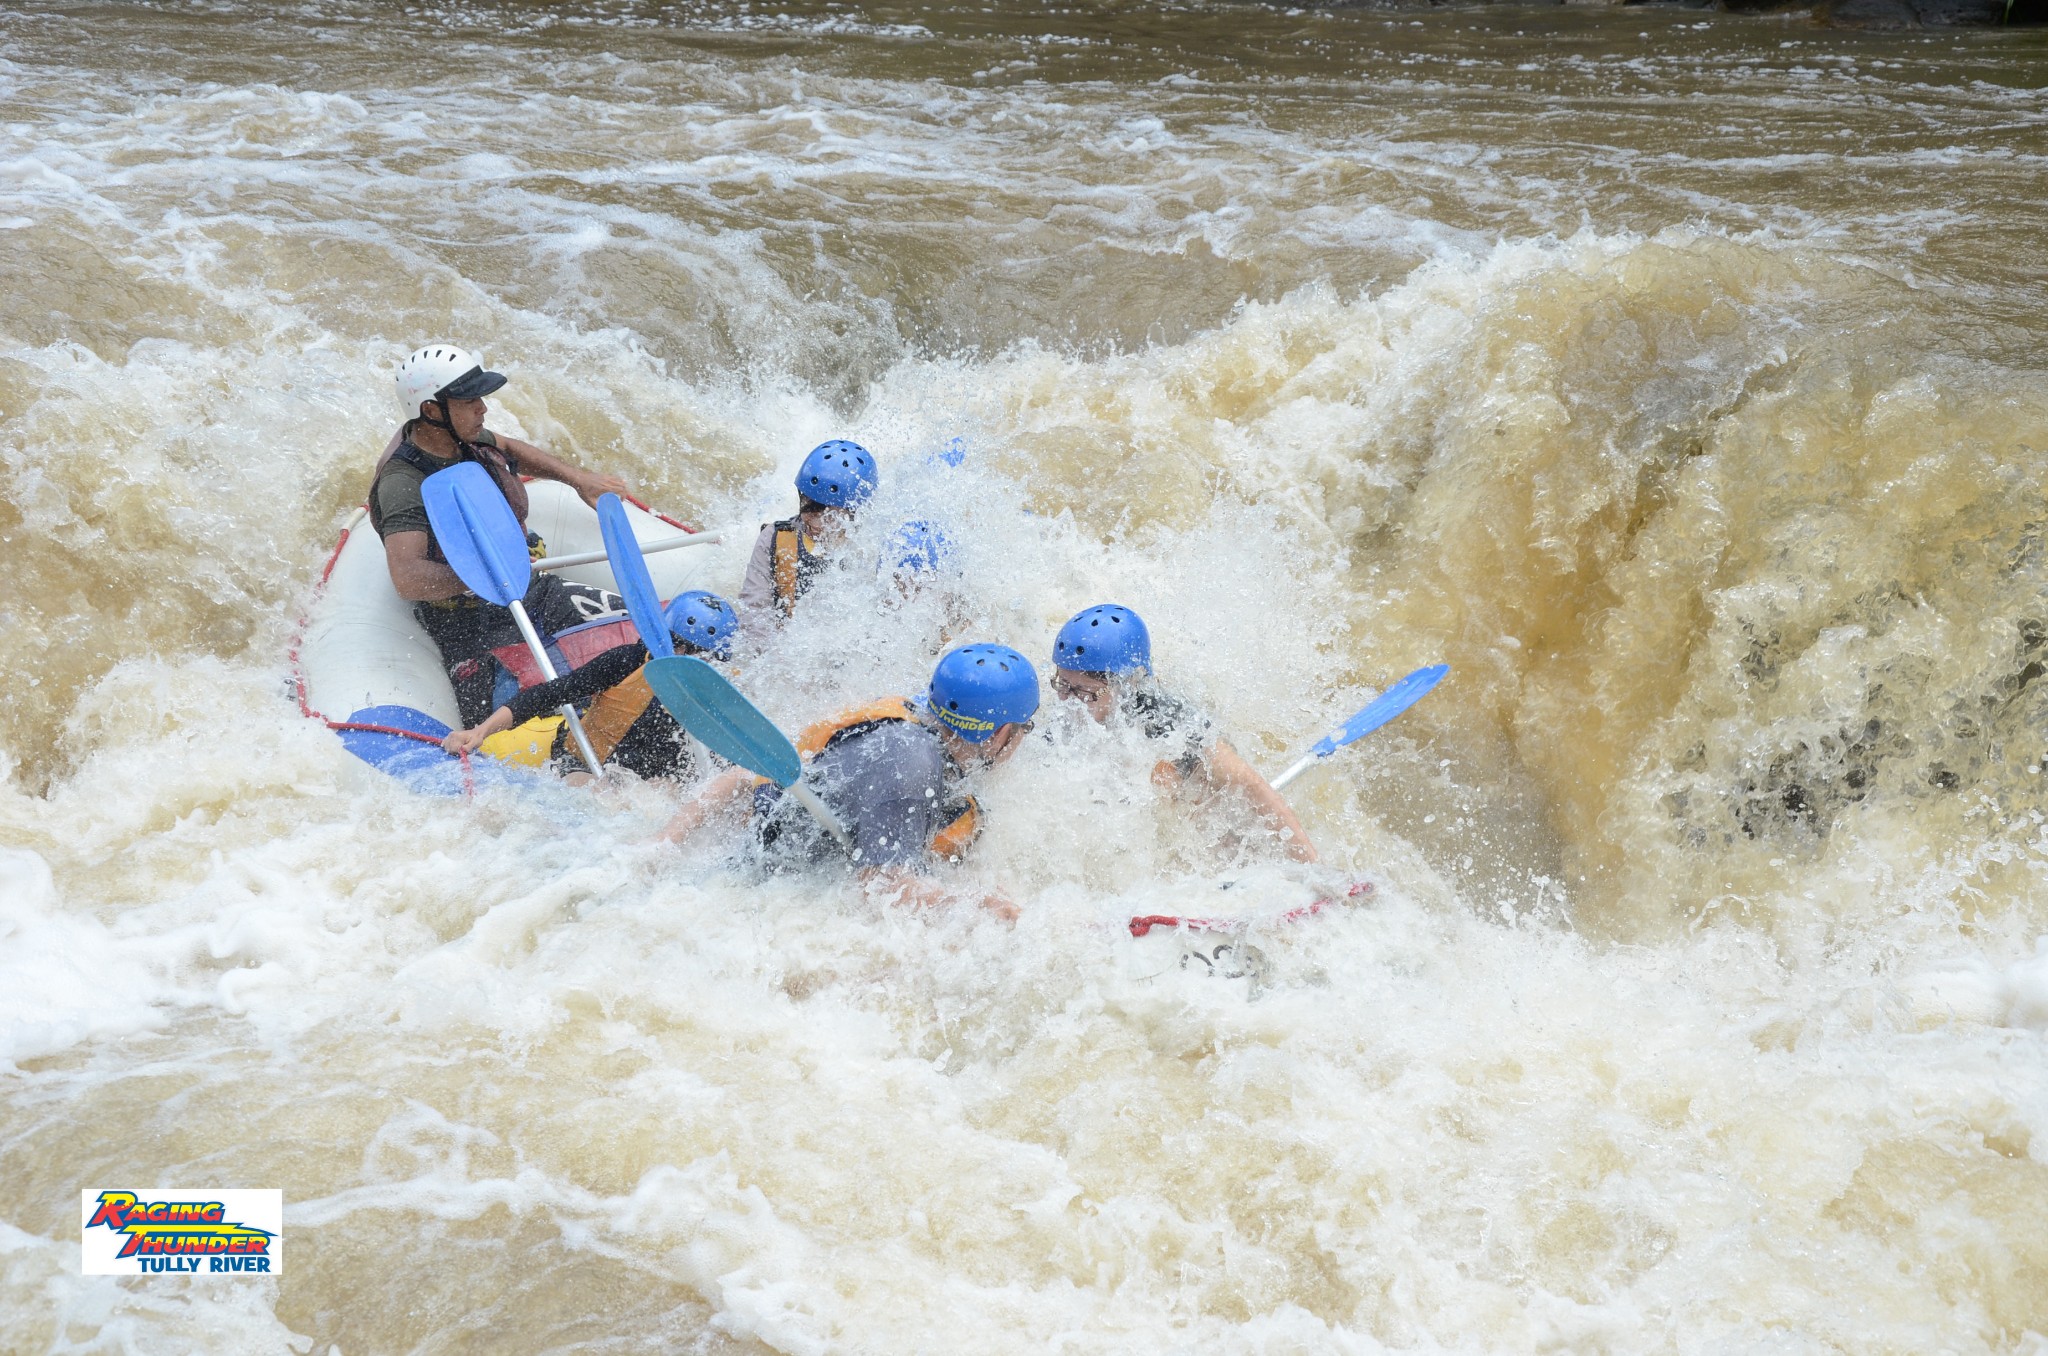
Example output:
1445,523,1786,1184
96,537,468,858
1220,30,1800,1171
4,1,2048,1351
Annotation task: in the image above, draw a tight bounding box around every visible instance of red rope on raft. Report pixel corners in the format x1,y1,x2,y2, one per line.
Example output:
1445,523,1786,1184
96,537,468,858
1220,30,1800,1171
327,720,441,742
287,522,481,792
1128,881,1374,938
621,491,697,533
519,477,698,533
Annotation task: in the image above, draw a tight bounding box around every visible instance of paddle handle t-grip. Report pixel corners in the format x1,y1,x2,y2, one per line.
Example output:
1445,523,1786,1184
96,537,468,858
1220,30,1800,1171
786,782,851,847
509,601,606,777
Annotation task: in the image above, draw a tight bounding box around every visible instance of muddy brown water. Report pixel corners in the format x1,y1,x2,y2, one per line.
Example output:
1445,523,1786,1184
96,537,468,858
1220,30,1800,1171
4,2,2048,1351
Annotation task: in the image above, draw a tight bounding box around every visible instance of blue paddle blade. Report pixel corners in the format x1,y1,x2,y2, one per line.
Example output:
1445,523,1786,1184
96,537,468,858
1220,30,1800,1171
644,656,801,788
1310,664,1449,758
596,493,672,661
421,462,532,606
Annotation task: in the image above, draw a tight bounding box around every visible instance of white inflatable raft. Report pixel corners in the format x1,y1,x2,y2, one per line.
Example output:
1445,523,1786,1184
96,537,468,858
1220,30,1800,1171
293,481,722,781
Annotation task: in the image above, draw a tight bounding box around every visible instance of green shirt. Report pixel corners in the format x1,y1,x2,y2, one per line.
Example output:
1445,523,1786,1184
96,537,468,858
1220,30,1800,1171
369,426,502,540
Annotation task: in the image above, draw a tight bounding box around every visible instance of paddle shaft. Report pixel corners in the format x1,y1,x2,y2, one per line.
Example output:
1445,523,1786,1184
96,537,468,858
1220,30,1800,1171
784,782,852,847
509,601,606,777
533,531,722,574
1269,756,1318,792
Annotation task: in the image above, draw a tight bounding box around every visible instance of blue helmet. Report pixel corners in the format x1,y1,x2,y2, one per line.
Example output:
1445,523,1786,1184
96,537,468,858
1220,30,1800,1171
1053,604,1150,675
662,590,738,660
796,439,877,510
885,519,958,578
927,643,1039,743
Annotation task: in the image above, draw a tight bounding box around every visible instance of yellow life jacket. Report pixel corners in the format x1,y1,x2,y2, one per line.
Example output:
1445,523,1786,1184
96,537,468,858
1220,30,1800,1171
480,715,565,767
791,697,983,862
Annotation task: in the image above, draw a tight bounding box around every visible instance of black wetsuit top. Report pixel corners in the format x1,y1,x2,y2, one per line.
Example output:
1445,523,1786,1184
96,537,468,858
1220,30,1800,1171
502,641,696,781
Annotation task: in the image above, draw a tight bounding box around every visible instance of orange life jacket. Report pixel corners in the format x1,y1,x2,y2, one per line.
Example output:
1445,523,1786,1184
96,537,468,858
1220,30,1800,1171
578,665,658,766
793,698,982,861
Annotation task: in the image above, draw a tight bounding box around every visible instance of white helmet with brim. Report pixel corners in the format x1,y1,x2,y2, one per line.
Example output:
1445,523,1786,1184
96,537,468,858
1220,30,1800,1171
395,344,507,416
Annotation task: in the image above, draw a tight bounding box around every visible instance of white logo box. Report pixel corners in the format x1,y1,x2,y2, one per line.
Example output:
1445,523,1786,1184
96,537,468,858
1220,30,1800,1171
80,1189,283,1276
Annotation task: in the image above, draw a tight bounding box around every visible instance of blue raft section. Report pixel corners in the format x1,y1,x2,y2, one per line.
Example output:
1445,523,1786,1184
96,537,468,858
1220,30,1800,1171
335,705,527,797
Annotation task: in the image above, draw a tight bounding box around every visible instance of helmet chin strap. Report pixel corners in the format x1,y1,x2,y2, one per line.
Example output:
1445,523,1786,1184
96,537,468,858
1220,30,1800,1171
412,396,467,456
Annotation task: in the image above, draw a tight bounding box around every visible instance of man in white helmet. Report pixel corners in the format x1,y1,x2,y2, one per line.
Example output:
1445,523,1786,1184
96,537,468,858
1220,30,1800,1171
369,344,630,722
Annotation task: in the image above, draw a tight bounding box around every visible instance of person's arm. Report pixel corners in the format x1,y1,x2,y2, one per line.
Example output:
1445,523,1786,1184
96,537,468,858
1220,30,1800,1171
736,524,778,617
495,434,627,508
445,705,516,756
659,767,757,844
859,867,1017,921
384,530,472,602
501,643,648,724
1193,740,1319,864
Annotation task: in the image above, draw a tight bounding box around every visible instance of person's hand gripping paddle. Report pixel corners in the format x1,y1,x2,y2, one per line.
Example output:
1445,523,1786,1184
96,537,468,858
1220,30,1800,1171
596,493,852,847
422,462,605,777
1269,663,1449,790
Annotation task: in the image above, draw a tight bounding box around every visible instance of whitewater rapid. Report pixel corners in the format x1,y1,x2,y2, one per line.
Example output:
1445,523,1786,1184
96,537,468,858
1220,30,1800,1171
5,1,2048,1351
